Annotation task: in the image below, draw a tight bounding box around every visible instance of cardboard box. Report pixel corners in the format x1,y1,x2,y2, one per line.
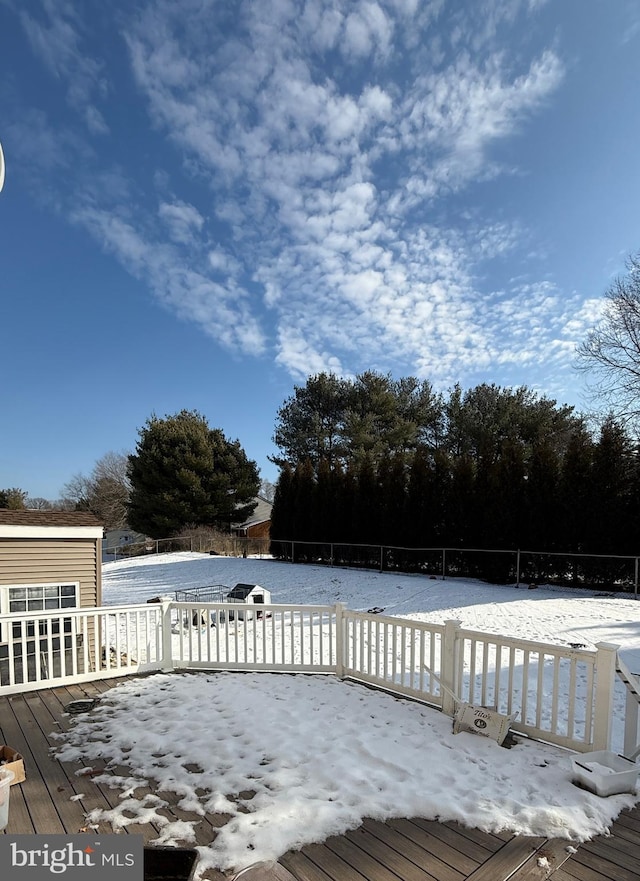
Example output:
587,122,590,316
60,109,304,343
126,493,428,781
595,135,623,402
0,746,25,785
452,703,517,746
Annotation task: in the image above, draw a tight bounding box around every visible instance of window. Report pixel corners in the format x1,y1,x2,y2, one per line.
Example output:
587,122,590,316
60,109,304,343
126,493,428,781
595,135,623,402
6,583,77,613
0,582,78,642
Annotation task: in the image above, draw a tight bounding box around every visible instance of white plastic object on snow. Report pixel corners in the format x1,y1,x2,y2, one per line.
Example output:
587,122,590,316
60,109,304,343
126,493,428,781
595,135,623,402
0,768,15,830
571,750,639,797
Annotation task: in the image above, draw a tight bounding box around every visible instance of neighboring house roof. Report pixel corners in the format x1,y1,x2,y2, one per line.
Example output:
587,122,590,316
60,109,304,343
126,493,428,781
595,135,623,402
233,496,273,529
0,510,103,539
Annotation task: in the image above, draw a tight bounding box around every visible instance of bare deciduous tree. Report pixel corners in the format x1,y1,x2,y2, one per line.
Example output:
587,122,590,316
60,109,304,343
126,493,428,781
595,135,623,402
61,451,131,529
578,252,640,426
259,478,276,502
25,497,53,510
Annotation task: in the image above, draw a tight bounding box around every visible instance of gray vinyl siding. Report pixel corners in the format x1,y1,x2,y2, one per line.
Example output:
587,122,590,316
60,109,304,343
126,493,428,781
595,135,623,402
0,538,101,608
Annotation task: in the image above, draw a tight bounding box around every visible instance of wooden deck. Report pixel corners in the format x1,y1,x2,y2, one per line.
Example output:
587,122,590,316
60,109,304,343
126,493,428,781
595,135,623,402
1,678,638,881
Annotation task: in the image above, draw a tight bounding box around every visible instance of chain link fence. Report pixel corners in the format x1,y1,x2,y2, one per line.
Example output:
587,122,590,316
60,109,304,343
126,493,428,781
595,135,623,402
268,540,640,596
104,533,640,595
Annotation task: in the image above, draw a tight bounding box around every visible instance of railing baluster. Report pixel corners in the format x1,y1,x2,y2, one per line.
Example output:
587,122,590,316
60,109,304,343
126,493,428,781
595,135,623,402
0,602,617,752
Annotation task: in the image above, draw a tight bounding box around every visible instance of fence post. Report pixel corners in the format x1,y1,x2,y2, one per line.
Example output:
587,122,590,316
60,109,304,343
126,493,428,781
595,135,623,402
380,546,384,573
441,548,446,580
592,642,619,750
516,549,521,587
441,619,461,717
334,602,345,678
291,541,295,563
635,558,638,599
160,600,175,673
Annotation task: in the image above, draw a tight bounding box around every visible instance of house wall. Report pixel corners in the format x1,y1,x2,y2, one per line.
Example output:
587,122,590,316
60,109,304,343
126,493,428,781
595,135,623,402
246,521,271,540
0,537,102,607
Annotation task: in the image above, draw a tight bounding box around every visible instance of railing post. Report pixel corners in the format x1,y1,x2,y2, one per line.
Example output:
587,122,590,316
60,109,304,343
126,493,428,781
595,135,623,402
592,642,619,750
160,600,175,672
623,687,640,759
334,602,345,678
441,619,462,717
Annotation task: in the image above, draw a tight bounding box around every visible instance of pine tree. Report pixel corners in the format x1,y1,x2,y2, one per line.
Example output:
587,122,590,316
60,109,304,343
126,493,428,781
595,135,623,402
127,410,258,538
406,447,432,547
270,463,295,556
560,428,594,553
587,417,635,554
525,440,560,551
377,451,407,548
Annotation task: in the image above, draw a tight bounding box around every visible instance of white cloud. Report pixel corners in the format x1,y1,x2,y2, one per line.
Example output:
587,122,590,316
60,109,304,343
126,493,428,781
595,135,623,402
71,205,266,357
343,2,394,59
276,325,344,378
9,0,587,395
159,200,205,245
19,0,109,134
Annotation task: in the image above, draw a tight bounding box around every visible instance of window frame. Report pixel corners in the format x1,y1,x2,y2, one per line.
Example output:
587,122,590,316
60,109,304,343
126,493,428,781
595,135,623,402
0,581,79,643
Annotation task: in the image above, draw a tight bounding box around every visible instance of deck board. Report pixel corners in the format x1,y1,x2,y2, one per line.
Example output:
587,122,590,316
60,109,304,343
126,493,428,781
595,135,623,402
1,678,639,881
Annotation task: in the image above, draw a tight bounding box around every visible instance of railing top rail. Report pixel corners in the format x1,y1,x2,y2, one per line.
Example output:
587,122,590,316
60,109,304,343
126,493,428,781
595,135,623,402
0,603,162,621
457,625,600,657
343,609,446,632
171,600,336,612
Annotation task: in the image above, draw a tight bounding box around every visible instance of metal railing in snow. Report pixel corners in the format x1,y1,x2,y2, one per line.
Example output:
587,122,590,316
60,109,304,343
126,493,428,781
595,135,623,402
0,601,629,756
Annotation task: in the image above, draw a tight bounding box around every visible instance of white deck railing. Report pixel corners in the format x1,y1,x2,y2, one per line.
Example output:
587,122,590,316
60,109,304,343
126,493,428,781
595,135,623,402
0,601,628,755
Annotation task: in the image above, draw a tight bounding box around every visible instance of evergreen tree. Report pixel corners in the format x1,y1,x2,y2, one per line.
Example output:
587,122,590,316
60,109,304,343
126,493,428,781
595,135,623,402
272,373,350,468
337,463,357,545
291,459,316,546
559,427,594,553
352,454,379,545
377,451,407,547
270,463,294,556
406,446,432,547
315,458,336,543
446,454,476,547
0,487,27,509
127,410,258,538
525,440,560,552
424,448,451,545
587,417,635,554
483,437,526,549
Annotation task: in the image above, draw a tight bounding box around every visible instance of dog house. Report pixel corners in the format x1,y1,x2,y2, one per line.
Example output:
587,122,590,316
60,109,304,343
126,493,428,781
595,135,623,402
210,583,272,624
226,583,271,605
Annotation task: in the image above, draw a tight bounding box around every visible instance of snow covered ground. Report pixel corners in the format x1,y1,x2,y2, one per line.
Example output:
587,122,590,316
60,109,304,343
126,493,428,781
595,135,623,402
53,553,640,875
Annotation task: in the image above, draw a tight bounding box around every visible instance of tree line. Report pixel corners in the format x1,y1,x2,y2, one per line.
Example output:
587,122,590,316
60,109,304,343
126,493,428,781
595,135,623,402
5,248,640,570
269,374,640,579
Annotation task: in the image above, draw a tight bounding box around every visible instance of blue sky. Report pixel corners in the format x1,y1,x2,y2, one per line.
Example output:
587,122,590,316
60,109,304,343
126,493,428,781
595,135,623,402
2,0,640,501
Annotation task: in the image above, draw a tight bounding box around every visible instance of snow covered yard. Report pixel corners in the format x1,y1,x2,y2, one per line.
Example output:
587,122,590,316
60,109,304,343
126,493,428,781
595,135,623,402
51,553,640,874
